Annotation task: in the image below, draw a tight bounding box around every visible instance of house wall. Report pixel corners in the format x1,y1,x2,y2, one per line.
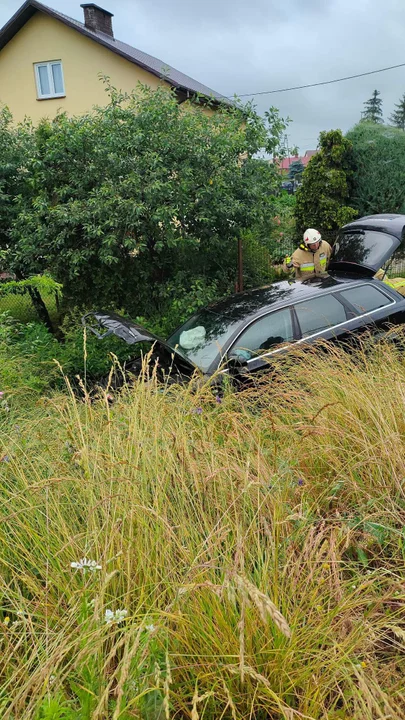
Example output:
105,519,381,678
0,11,168,123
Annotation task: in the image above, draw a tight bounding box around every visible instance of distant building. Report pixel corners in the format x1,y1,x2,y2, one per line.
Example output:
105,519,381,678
275,150,317,174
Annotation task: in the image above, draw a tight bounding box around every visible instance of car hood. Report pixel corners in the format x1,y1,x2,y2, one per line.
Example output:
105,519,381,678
329,214,405,276
82,311,197,373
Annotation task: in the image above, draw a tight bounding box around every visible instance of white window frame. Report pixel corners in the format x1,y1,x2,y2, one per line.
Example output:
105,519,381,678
34,61,65,100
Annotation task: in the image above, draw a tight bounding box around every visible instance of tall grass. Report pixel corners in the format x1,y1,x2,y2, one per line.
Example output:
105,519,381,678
0,337,405,718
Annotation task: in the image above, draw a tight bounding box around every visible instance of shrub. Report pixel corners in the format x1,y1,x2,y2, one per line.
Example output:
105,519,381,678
347,121,405,216
3,85,289,317
0,312,136,405
295,129,357,236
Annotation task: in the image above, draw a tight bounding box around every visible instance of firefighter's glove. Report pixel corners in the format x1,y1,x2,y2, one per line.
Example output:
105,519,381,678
284,256,293,269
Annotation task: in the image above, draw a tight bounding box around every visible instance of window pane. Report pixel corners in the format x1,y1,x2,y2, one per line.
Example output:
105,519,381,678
167,310,241,373
231,308,293,359
51,63,64,94
295,294,347,338
339,285,392,314
37,65,50,96
333,230,399,270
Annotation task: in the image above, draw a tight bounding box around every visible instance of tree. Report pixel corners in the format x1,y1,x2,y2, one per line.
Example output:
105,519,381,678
362,90,383,124
347,121,405,216
389,93,405,130
3,84,290,319
0,107,36,256
288,159,304,183
0,108,56,329
294,129,357,235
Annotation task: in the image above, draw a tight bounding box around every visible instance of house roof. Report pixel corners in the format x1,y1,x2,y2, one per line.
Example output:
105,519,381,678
0,0,228,104
276,151,317,171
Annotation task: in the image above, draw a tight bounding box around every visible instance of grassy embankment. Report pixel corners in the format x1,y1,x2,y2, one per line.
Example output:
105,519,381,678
0,338,404,719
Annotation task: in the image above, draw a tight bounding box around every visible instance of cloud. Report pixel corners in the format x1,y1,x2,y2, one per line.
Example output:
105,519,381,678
1,0,404,151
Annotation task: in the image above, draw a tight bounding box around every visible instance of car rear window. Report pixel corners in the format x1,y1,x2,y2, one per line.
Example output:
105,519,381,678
338,285,393,314
294,294,347,338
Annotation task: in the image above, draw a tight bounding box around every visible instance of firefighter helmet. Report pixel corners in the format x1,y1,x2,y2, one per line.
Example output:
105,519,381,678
303,228,322,246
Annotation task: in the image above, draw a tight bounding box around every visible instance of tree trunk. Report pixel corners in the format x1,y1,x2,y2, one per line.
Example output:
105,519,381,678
27,286,54,334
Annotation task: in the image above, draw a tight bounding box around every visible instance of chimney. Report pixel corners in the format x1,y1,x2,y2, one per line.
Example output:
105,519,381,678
81,4,114,37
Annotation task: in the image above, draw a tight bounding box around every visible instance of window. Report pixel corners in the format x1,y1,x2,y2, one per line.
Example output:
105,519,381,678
167,309,242,373
34,61,65,99
332,230,399,269
230,308,294,359
295,294,347,338
339,285,393,314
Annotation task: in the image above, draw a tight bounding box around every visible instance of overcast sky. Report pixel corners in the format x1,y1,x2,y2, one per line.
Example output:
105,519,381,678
1,0,405,153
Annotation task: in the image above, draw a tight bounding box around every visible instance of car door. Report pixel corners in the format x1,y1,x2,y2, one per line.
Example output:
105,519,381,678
293,284,401,350
227,306,298,376
292,292,354,347
335,282,405,343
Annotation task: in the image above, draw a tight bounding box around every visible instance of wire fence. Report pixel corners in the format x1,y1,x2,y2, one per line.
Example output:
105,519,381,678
0,286,60,325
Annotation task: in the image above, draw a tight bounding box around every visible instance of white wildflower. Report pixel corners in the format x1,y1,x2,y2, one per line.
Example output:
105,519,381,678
104,609,114,624
104,608,128,625
145,623,156,632
70,557,102,572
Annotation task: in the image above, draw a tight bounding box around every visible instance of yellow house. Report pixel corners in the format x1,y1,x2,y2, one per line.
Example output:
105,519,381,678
0,0,226,123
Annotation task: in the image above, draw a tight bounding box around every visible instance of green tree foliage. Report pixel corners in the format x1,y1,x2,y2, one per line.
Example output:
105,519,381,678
0,107,36,257
288,159,304,182
294,129,357,234
362,90,383,124
346,121,405,216
3,84,289,318
389,92,405,130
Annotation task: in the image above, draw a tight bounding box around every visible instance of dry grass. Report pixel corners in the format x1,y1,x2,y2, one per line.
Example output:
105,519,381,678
0,335,405,718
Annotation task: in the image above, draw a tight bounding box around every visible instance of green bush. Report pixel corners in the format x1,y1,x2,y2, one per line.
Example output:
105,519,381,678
268,192,296,259
295,130,357,235
241,231,278,287
347,121,405,216
0,312,136,407
2,85,289,318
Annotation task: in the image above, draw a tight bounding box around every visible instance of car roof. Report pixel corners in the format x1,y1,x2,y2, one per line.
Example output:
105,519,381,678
204,274,370,325
343,213,405,241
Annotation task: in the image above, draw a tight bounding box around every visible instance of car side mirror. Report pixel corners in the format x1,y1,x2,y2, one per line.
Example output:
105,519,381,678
227,352,249,374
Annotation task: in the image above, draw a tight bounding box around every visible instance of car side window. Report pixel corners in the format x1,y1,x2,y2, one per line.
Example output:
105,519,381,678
294,294,347,338
230,308,294,359
338,285,393,314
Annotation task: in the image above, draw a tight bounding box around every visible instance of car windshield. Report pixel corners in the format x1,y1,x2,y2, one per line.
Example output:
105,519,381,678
167,309,241,372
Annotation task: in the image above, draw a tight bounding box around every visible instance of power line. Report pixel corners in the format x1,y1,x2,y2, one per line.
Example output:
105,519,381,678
231,61,405,98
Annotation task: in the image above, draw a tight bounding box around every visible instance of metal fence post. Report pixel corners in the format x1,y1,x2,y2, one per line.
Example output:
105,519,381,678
237,236,244,293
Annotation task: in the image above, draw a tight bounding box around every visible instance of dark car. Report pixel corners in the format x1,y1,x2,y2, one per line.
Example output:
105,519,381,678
83,214,405,385
281,181,294,195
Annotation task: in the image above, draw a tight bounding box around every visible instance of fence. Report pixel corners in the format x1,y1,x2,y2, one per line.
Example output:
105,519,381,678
0,285,60,325
237,235,296,292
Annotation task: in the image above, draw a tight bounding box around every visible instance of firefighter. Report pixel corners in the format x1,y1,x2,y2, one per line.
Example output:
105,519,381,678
283,229,332,280
374,268,405,297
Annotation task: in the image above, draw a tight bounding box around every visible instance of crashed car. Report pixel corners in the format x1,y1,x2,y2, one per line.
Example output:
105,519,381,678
83,214,405,386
